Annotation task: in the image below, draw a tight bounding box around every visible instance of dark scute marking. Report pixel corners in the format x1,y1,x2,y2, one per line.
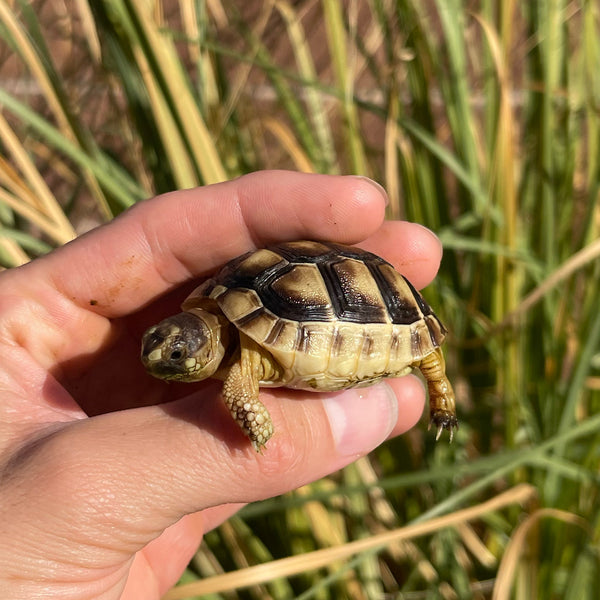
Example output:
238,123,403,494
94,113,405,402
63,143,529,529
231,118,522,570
236,249,285,278
319,259,388,324
270,264,332,308
411,326,423,356
331,327,344,356
390,330,401,354
334,260,387,307
425,313,447,346
296,325,312,353
213,250,287,292
212,250,253,284
269,241,384,265
234,306,265,328
361,333,374,357
197,278,217,297
267,242,399,324
403,276,434,317
325,242,384,262
264,318,286,346
209,245,333,322
271,241,332,259
259,264,333,322
207,241,430,324
369,264,423,325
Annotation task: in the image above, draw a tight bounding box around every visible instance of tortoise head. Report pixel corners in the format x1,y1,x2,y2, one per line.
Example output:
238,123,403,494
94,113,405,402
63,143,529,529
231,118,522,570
141,309,227,382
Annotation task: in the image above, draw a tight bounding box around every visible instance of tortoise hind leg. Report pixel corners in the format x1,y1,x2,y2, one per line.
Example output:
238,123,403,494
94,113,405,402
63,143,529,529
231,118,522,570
222,341,274,452
416,347,458,441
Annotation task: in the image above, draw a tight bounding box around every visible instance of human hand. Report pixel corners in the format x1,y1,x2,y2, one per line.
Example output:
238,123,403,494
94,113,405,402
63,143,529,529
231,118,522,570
0,171,442,599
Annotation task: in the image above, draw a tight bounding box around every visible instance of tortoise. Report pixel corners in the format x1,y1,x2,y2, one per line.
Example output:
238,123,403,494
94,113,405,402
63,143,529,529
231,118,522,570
141,240,457,451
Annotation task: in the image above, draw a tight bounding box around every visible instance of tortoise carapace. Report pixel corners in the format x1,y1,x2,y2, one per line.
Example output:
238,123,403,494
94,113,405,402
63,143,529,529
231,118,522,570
141,241,457,451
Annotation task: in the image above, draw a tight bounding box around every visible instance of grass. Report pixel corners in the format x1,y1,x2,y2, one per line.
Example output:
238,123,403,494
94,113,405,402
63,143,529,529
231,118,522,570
1,0,600,598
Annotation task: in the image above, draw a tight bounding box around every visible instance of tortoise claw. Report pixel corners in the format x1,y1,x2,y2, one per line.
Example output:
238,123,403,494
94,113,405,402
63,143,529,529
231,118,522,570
429,412,459,443
435,423,445,442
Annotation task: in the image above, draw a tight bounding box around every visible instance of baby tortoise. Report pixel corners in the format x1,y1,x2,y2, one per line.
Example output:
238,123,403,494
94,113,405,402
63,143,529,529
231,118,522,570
141,241,457,451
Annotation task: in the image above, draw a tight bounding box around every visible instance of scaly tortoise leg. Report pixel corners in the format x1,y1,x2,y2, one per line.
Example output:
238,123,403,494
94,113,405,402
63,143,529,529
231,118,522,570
417,347,458,441
222,342,274,452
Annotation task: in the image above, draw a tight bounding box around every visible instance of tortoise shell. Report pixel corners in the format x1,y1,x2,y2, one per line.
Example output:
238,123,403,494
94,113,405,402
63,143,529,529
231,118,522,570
183,240,447,392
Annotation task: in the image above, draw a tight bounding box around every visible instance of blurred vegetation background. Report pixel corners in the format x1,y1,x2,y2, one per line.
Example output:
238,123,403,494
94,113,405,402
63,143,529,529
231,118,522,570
1,0,600,598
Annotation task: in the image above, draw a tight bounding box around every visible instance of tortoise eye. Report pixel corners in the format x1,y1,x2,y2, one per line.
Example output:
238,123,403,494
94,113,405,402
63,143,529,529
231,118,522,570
168,343,186,362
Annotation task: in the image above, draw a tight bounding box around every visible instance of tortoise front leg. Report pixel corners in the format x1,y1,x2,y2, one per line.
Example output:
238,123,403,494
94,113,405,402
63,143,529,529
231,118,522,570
222,343,274,452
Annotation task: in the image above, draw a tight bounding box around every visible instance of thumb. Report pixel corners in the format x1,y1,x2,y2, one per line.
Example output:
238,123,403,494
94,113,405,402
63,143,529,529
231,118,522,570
2,376,422,588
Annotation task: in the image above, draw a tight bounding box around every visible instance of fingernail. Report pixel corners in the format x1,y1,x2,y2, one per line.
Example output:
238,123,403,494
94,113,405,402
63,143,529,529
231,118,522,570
323,383,398,458
352,176,389,206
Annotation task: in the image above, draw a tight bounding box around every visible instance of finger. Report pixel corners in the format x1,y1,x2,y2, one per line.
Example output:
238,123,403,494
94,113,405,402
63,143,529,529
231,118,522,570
385,375,427,438
121,505,244,598
122,513,206,599
198,504,246,532
15,171,388,318
2,377,419,588
360,220,443,290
